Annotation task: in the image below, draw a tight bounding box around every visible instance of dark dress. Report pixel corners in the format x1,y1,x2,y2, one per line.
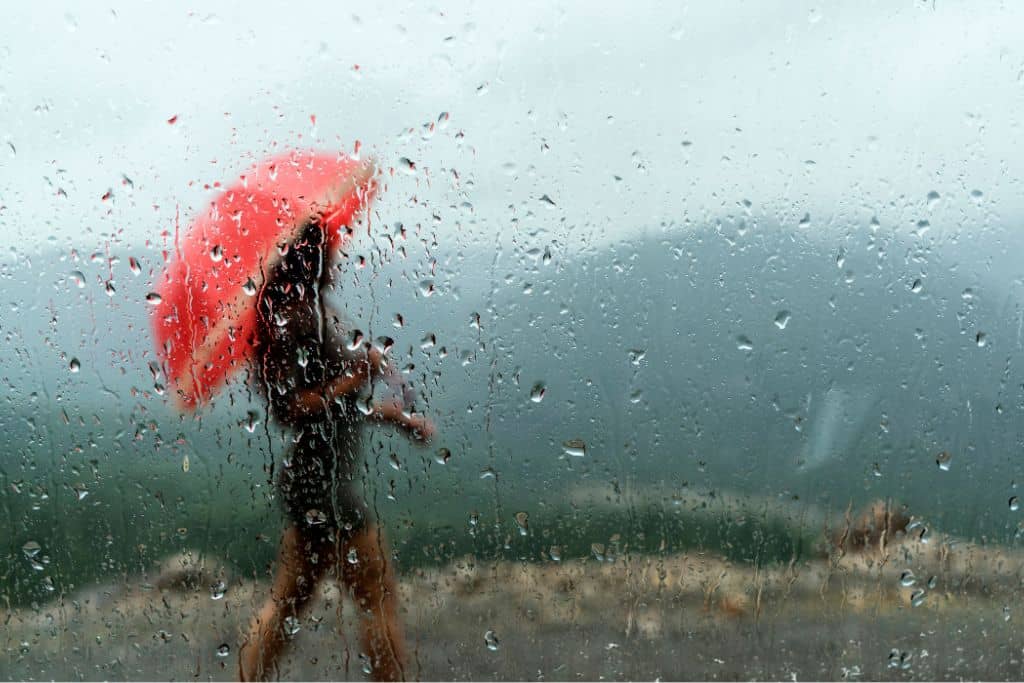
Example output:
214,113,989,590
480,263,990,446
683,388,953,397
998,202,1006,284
253,225,368,538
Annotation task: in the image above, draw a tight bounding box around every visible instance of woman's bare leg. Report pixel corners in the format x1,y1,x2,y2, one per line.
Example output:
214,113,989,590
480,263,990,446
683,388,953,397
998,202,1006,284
342,524,407,682
239,525,327,681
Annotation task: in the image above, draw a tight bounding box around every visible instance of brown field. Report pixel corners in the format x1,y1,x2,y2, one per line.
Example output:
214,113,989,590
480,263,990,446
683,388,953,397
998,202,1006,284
4,526,1024,681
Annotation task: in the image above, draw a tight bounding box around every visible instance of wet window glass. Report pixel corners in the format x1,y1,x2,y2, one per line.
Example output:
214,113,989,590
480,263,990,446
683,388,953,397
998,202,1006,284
3,2,1024,681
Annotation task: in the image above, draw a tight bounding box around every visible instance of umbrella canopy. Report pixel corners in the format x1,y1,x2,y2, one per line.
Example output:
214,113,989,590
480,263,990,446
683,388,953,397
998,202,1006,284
151,149,378,410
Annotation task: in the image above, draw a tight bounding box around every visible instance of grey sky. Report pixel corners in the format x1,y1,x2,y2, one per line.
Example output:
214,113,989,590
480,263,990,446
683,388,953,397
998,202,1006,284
2,0,1023,266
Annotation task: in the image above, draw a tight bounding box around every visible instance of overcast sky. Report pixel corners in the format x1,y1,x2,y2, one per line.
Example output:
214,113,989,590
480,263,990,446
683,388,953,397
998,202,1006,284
3,0,1024,269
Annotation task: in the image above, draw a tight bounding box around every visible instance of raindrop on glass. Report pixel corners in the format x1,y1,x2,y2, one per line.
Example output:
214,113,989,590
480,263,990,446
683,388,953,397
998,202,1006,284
513,511,529,536
562,439,586,457
305,509,327,526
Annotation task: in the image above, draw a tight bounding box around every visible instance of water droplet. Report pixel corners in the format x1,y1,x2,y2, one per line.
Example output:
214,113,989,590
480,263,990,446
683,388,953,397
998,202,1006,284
910,279,923,294
145,292,162,306
345,329,365,351
393,313,404,328
398,157,416,175
899,570,916,587
484,630,500,651
549,545,562,562
128,257,142,275
305,509,328,526
244,410,260,433
283,616,301,637
910,589,926,607
182,454,190,473
1010,496,1020,512
736,335,754,351
210,579,226,600
434,448,451,465
210,245,223,262
216,643,230,657
104,280,116,296
936,451,952,471
591,543,606,562
513,511,529,536
976,332,987,348
69,358,80,373
773,311,791,330
562,439,586,457
72,483,88,501
21,541,41,559
242,278,257,296
926,190,941,209
347,549,359,564
628,349,646,366
69,271,85,288
1004,605,1012,622
530,383,546,403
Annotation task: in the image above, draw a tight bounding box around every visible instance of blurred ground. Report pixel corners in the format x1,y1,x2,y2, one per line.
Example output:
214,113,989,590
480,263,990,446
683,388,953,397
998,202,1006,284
4,532,1024,681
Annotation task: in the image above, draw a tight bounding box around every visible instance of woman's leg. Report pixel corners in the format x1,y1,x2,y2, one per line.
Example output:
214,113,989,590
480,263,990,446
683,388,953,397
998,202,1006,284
341,524,407,682
239,525,329,681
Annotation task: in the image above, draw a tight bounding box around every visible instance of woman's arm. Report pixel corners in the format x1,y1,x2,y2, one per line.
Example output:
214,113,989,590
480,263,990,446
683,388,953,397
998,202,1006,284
370,400,436,442
278,347,386,423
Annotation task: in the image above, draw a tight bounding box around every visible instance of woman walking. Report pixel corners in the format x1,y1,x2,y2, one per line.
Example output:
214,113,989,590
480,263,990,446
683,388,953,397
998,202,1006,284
238,218,433,681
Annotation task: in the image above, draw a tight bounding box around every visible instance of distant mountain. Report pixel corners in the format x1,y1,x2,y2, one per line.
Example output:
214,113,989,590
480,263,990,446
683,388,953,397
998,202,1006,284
1,216,1022,539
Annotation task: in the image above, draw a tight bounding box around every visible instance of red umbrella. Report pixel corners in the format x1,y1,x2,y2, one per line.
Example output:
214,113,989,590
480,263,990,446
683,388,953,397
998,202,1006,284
151,149,378,410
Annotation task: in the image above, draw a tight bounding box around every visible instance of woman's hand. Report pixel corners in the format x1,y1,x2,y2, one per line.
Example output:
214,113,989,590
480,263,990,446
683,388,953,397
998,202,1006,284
406,414,436,443
371,401,436,443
